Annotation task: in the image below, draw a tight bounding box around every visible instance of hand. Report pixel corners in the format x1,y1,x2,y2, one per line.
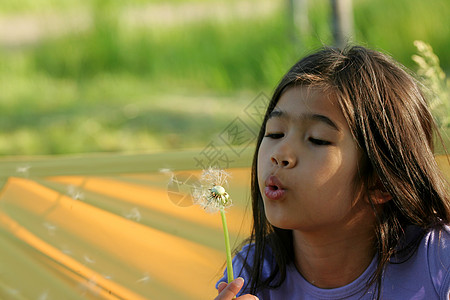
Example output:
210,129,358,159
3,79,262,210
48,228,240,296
214,277,259,300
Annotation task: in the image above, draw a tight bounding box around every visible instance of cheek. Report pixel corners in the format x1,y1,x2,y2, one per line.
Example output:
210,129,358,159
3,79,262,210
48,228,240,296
311,151,345,185
257,141,269,168
257,143,270,186
312,150,358,194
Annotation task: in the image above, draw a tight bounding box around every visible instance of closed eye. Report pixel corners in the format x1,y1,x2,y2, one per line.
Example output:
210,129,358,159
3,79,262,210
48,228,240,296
264,133,284,139
309,137,331,146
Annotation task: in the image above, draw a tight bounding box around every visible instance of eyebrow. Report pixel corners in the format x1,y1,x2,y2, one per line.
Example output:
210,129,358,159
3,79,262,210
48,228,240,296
268,109,341,132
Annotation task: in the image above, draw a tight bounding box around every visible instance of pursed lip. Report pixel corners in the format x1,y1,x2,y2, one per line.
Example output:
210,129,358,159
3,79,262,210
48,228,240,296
264,175,286,200
265,175,285,189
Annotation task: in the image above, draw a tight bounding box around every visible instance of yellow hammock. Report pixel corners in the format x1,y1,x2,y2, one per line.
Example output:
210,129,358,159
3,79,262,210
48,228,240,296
0,149,447,300
0,149,254,300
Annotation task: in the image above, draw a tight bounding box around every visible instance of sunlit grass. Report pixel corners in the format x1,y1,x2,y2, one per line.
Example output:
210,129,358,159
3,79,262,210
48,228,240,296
0,0,252,14
0,0,448,156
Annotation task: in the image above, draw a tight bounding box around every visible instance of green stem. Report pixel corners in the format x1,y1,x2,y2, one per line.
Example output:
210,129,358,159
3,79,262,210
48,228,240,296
220,208,234,283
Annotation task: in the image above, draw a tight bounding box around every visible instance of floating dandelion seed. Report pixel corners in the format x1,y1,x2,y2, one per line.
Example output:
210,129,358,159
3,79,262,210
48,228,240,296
67,185,84,201
43,222,57,236
61,246,73,256
192,167,234,283
16,165,31,177
83,255,95,264
124,207,141,222
5,288,20,297
103,274,113,280
136,272,151,284
37,290,49,300
159,168,172,174
166,170,201,207
80,277,100,296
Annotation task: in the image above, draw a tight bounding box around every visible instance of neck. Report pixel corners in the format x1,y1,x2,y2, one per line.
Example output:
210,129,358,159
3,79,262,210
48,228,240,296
292,207,377,288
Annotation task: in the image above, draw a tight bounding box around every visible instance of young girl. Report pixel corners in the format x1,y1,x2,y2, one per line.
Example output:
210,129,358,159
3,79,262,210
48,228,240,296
215,45,450,300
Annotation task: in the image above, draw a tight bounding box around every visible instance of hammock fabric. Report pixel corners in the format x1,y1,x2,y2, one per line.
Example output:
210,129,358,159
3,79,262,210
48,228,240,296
0,149,253,300
0,150,447,299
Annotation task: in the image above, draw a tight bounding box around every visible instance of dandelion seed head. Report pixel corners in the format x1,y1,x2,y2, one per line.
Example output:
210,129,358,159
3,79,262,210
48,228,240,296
193,168,232,213
201,168,230,187
211,185,226,196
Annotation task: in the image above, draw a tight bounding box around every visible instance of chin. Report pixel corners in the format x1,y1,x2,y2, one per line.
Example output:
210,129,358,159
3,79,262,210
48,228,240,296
265,212,295,230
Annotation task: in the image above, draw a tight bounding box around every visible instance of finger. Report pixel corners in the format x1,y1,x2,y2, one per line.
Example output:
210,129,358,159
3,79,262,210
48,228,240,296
214,277,244,300
237,295,259,300
217,282,228,294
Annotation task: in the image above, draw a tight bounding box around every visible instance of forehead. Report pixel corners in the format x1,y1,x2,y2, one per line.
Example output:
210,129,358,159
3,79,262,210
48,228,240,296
273,86,345,122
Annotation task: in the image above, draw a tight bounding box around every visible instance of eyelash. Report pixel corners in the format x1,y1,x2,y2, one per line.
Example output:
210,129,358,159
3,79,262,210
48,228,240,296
264,133,284,139
308,137,331,146
264,133,331,146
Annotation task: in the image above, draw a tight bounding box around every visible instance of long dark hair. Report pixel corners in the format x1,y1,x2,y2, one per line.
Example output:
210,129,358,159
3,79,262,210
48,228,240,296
244,45,450,298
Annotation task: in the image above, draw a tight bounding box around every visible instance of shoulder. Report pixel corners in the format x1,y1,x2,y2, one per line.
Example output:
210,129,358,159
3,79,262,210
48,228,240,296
424,225,450,298
400,224,450,264
384,225,450,299
424,224,450,255
403,225,450,299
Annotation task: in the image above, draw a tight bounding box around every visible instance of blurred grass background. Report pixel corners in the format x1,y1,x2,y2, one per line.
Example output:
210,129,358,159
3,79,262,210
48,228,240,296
0,0,448,156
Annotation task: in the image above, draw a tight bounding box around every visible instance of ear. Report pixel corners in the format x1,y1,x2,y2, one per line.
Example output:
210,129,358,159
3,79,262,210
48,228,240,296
370,189,392,204
368,178,392,204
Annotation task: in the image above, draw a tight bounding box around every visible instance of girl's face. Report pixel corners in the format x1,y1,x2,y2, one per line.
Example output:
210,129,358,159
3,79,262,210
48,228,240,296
258,86,372,232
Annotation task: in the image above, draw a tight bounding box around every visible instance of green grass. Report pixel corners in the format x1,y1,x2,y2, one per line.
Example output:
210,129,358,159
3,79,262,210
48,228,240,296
0,7,292,155
0,68,263,154
354,0,450,69
0,0,245,13
0,0,448,156
30,10,294,91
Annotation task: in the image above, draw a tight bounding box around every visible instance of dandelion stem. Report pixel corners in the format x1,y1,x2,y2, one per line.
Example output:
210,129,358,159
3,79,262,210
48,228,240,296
220,208,234,283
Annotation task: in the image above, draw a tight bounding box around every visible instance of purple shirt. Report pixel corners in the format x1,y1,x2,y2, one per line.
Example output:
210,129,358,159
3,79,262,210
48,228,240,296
216,226,450,299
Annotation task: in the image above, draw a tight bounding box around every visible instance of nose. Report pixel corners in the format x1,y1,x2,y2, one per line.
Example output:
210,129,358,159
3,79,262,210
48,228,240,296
270,143,297,168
